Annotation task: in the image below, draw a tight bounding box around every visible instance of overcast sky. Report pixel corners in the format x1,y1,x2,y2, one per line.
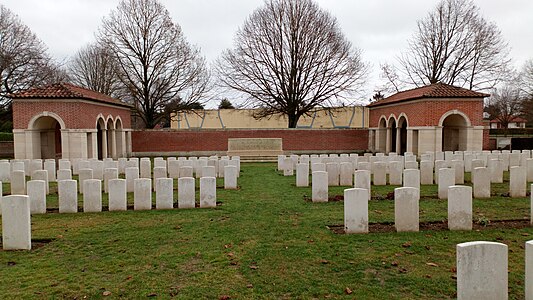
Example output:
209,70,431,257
2,0,532,103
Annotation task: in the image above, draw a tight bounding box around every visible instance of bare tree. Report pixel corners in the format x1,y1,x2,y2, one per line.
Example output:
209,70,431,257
485,84,524,129
68,43,124,99
216,0,367,128
397,0,511,91
98,0,210,128
0,4,62,107
522,60,533,98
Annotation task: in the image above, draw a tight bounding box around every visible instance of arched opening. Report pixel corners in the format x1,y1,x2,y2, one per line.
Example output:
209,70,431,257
96,118,106,160
442,114,468,151
115,118,124,158
31,115,63,159
389,118,397,153
377,117,387,152
397,116,408,155
106,117,114,158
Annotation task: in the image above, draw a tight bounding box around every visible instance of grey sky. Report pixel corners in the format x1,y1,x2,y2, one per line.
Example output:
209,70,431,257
2,0,533,101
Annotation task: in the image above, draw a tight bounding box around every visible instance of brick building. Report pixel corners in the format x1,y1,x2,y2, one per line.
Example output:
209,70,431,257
367,83,488,155
11,83,132,160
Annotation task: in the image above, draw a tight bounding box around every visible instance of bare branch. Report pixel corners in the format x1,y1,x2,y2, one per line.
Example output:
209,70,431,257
216,0,367,128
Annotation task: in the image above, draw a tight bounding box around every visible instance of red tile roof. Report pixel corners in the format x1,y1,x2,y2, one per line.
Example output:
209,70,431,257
10,82,132,108
368,82,489,108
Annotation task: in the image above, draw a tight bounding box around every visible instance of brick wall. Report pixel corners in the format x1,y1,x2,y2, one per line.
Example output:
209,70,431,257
13,99,131,129
369,98,484,127
0,142,14,158
132,129,369,154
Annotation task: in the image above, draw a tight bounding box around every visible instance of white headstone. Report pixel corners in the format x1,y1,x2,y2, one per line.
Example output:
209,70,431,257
58,180,78,213
134,178,152,210
200,177,217,208
125,167,139,193
472,167,490,198
420,160,434,185
326,162,340,186
178,177,195,208
155,178,174,210
296,163,309,187
179,166,194,178
389,161,403,185
10,170,25,195
526,240,533,300
456,241,508,300
1,195,31,250
311,171,328,203
224,165,238,190
78,168,93,194
394,187,419,232
140,158,151,179
438,168,455,199
448,186,472,230
57,169,72,181
510,166,527,197
108,179,127,211
373,162,387,186
44,160,56,182
403,169,420,190
27,180,46,214
83,179,102,213
344,188,369,234
354,170,371,200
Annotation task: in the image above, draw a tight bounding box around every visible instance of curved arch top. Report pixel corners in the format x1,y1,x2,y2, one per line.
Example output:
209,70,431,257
28,111,66,130
438,110,472,127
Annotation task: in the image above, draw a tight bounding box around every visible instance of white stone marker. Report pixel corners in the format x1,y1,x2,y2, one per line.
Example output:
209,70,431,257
154,158,166,169
58,180,78,213
140,159,151,179
283,157,294,176
108,179,127,211
526,240,533,300
403,169,420,189
296,163,309,187
196,160,208,178
180,166,194,178
44,160,56,182
527,159,533,183
155,178,174,210
389,161,403,185
394,187,419,232
78,168,93,194
456,241,508,300
224,165,238,190
472,167,490,198
277,155,285,171
344,188,369,234
58,159,71,171
90,160,104,180
354,170,371,200
420,160,434,185
32,169,49,194
312,171,328,203
57,169,72,181
434,160,446,182
438,168,455,199
10,170,26,195
200,177,217,208
103,168,118,193
448,186,472,230
451,160,465,184
0,161,9,182
125,167,139,193
118,158,127,174
510,166,527,197
326,162,340,186
373,162,387,186
168,160,180,179
83,179,102,213
178,177,195,208
339,162,353,186
464,153,474,172
153,167,167,190
510,153,520,168
311,162,326,173
201,166,216,178
27,180,46,214
1,195,31,250
488,159,503,183
30,159,42,174
134,178,152,210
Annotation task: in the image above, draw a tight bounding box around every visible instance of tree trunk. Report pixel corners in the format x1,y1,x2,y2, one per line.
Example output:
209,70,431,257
288,114,299,128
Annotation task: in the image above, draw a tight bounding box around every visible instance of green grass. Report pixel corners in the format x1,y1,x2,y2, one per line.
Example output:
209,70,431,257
0,163,531,299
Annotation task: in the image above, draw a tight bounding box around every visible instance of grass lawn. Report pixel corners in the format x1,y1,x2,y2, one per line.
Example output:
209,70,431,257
0,162,532,299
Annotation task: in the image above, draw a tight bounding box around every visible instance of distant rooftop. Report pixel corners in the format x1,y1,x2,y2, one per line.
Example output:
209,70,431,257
10,82,132,108
368,82,489,108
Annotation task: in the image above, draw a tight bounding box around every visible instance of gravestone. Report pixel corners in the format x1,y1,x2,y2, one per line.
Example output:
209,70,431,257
108,179,127,211
58,180,78,213
1,195,31,250
155,178,174,210
448,186,472,230
178,177,195,208
312,171,328,203
394,187,419,232
200,177,217,208
344,188,368,234
134,178,152,210
83,179,102,213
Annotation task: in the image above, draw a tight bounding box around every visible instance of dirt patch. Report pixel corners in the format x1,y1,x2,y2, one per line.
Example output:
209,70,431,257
0,238,55,251
327,219,531,234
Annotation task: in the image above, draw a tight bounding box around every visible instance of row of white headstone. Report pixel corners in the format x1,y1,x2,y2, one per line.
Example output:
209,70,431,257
0,175,223,250
0,155,242,184
456,239,533,300
342,184,484,233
